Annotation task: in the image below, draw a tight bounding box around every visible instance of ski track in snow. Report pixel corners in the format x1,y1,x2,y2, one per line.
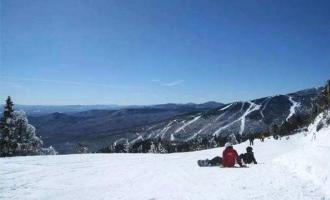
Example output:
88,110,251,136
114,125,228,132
2,122,329,200
175,116,201,133
286,96,301,122
213,102,261,136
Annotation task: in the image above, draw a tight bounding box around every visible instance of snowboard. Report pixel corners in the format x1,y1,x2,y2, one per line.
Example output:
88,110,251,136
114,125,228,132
197,159,221,167
197,160,248,168
197,159,211,167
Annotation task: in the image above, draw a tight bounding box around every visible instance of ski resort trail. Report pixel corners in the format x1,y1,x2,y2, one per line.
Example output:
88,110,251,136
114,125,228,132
260,97,271,118
1,124,329,200
213,101,261,136
175,116,201,133
286,95,301,122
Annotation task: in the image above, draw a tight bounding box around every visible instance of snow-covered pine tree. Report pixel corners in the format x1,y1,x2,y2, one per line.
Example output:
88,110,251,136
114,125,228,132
0,97,45,157
42,145,58,155
209,136,217,148
124,139,130,153
228,133,238,144
0,96,16,157
148,141,156,153
157,142,167,153
76,142,89,153
12,110,43,156
137,144,143,153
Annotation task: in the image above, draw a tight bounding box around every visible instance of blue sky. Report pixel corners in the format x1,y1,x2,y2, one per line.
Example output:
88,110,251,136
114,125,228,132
1,0,330,105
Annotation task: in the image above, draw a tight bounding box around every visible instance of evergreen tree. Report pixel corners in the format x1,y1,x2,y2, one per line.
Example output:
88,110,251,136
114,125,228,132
0,96,16,157
42,146,58,155
227,133,238,144
210,136,217,148
76,142,89,153
0,97,45,157
148,141,156,153
123,139,130,153
12,110,43,155
157,142,167,153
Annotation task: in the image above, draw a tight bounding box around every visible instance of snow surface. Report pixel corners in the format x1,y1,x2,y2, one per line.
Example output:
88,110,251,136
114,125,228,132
1,119,330,200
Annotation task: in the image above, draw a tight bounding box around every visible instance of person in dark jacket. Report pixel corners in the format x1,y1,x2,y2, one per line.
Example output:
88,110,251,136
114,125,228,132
240,146,257,164
248,136,254,146
222,142,244,167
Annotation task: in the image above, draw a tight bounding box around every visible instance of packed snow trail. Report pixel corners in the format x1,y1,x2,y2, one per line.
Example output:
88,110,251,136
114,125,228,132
239,102,261,135
286,95,301,122
157,121,174,139
213,101,261,136
1,125,330,200
219,103,232,111
186,123,212,141
175,116,201,133
260,97,271,118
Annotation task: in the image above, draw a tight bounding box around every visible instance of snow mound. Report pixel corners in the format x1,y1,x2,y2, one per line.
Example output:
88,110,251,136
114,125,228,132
274,111,330,197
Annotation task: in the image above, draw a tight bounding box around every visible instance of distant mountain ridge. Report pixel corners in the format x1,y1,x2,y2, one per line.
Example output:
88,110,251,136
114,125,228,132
0,102,224,116
96,87,322,153
27,102,224,153
6,86,324,154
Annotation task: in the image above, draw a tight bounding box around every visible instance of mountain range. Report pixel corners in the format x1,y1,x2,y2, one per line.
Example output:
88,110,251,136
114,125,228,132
27,102,224,153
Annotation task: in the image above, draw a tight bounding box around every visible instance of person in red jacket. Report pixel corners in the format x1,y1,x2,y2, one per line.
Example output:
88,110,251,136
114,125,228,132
222,142,244,167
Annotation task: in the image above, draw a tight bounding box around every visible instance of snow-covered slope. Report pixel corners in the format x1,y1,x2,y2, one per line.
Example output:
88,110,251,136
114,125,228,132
1,111,330,200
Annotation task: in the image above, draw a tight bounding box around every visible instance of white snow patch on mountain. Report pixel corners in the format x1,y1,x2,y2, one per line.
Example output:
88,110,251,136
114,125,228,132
286,96,301,122
170,133,175,141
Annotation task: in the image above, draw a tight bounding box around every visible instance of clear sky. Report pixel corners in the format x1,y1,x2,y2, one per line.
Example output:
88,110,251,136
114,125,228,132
1,0,330,105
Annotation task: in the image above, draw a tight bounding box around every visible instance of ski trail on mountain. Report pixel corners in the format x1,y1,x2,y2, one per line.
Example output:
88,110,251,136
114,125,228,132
158,121,174,139
186,123,212,141
219,104,232,111
260,97,271,118
213,102,261,136
286,96,300,122
215,104,234,121
131,134,144,143
239,102,261,135
175,116,201,133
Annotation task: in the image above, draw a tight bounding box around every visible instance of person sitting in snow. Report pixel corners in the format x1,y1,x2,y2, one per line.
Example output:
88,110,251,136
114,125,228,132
239,146,257,165
222,142,244,167
199,142,246,167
